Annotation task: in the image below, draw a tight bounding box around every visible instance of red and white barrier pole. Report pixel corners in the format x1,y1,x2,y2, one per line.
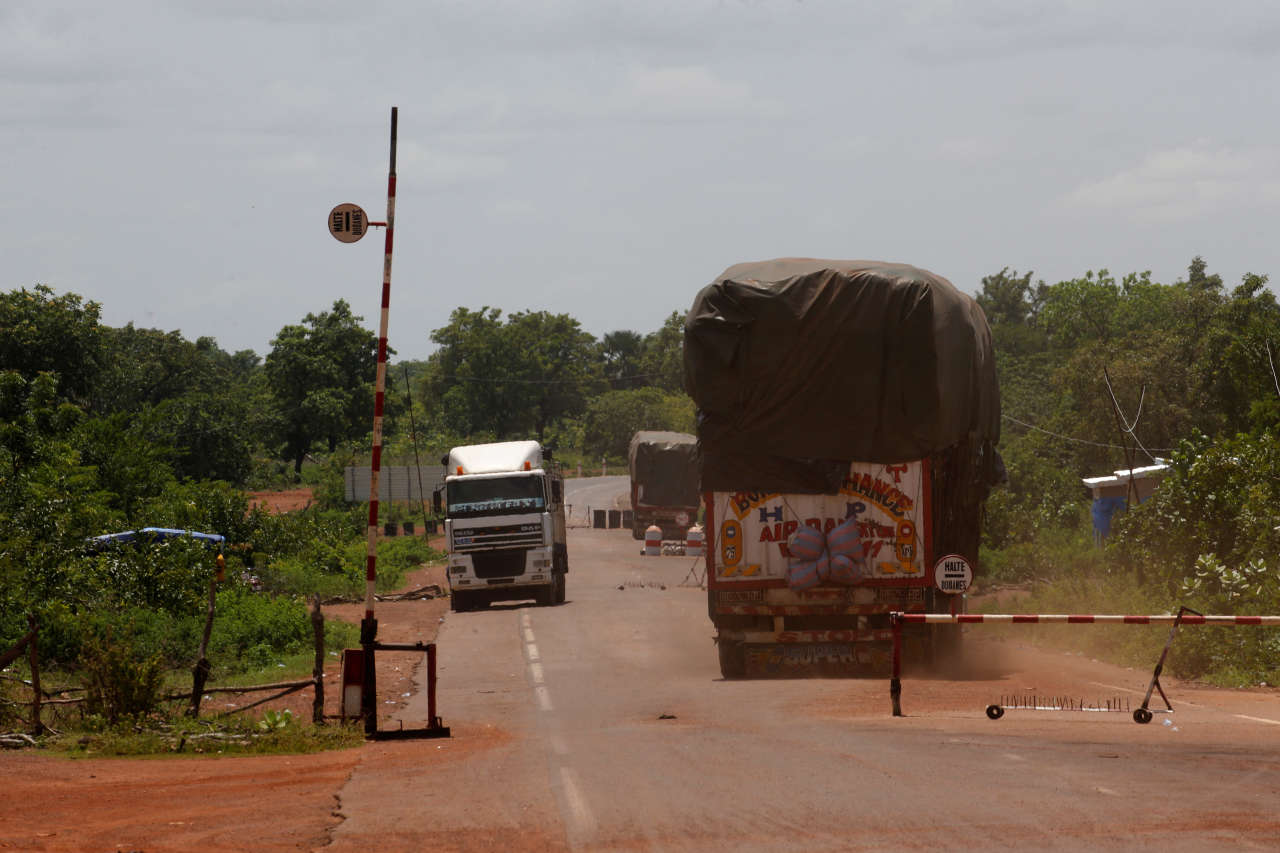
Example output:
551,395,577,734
888,609,1280,720
894,613,1280,625
360,106,398,736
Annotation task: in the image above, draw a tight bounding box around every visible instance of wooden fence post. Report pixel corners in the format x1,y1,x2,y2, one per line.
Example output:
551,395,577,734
188,578,217,717
28,616,43,737
311,596,325,724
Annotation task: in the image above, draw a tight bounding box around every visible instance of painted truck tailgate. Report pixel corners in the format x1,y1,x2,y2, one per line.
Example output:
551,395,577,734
709,460,927,587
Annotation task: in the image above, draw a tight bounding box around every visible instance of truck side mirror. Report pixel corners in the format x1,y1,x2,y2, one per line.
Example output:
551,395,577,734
432,489,442,515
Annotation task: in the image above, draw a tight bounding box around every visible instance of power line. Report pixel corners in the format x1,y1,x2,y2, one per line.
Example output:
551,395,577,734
430,372,669,386
1002,413,1171,452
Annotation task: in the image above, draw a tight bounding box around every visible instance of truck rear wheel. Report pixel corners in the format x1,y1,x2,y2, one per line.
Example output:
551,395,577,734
717,637,746,679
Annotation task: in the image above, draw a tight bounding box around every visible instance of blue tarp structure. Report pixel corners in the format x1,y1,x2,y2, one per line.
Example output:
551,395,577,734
1091,497,1130,542
88,527,225,550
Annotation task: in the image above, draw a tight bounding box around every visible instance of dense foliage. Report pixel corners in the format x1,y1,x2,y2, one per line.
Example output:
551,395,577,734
978,257,1280,682
2,253,1276,690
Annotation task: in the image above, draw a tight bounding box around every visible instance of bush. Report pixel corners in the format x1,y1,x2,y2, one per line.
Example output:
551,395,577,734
1168,555,1280,684
979,526,1104,586
1114,431,1280,592
976,571,1172,669
80,626,164,724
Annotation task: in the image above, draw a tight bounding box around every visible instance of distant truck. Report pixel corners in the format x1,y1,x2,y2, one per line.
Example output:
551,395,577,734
683,259,1003,678
627,431,700,540
434,440,568,611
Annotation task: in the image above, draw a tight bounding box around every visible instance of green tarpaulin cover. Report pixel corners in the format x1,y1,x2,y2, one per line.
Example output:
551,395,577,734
684,259,1000,492
627,431,700,508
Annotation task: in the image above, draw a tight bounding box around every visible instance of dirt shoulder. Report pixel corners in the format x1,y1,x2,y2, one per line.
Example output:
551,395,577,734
0,540,451,853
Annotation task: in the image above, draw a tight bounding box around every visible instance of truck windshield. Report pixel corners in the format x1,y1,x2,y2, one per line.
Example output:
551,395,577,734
447,476,545,518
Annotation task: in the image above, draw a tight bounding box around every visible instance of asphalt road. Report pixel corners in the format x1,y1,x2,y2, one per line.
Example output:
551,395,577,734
330,479,1280,852
563,475,630,527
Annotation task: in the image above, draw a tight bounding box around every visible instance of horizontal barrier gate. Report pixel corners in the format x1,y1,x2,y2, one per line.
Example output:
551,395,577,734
887,608,1280,723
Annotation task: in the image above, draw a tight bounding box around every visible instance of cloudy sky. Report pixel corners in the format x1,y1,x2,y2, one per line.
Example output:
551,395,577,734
5,1,1279,361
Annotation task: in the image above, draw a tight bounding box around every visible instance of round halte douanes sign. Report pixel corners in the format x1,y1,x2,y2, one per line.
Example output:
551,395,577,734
933,554,972,595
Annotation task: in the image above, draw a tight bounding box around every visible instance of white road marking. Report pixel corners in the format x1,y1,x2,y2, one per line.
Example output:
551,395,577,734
559,766,597,837
521,618,549,708
1096,787,1119,796
1002,753,1026,762
1235,714,1280,726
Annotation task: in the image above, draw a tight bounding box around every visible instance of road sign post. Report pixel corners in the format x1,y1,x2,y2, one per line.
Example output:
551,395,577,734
327,108,448,741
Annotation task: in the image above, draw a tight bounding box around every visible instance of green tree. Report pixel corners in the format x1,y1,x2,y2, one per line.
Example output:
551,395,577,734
76,411,177,523
637,311,686,392
580,387,695,459
91,325,258,412
506,311,603,438
601,330,645,389
0,285,104,403
422,307,603,440
1114,430,1280,592
264,300,379,473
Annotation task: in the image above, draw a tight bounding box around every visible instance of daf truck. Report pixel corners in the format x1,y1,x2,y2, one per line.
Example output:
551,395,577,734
683,259,1003,677
435,440,568,611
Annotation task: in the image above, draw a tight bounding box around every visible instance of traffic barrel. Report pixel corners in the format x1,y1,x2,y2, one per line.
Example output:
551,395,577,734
644,525,662,556
685,525,705,557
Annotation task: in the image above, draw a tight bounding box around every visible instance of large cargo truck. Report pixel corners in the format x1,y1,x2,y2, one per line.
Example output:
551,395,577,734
627,430,700,540
435,440,568,611
683,259,1003,677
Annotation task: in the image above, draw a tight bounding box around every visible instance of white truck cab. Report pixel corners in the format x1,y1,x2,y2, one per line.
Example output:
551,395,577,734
436,440,568,611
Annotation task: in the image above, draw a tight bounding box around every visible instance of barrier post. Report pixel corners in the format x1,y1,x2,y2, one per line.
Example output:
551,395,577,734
427,643,438,726
890,612,903,717
1135,605,1198,724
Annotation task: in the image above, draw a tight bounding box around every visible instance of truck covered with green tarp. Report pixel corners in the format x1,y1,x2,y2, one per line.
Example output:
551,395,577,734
683,258,1003,677
627,431,700,540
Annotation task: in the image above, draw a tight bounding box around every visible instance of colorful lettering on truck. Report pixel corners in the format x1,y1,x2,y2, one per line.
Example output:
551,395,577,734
708,460,929,588
706,460,937,677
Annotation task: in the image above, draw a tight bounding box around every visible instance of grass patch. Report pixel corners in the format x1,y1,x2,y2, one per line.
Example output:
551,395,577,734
43,713,365,758
973,571,1280,686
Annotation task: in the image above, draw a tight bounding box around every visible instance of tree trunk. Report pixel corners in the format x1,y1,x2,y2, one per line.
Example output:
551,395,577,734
28,616,42,737
311,596,325,724
188,579,217,717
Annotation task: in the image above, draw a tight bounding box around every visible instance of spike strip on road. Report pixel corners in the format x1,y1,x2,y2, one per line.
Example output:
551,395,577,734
892,613,1280,625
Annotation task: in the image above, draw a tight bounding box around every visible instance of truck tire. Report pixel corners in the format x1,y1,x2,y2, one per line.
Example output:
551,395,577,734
450,591,470,613
717,637,746,679
632,522,645,540
553,553,568,604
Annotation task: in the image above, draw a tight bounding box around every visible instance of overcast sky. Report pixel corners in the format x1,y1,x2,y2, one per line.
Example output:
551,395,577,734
5,1,1279,362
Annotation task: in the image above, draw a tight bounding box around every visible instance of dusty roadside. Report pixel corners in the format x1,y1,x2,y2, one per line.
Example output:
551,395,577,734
0,495,452,852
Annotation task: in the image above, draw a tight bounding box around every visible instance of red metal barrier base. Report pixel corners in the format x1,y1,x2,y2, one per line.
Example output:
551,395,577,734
367,641,451,740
